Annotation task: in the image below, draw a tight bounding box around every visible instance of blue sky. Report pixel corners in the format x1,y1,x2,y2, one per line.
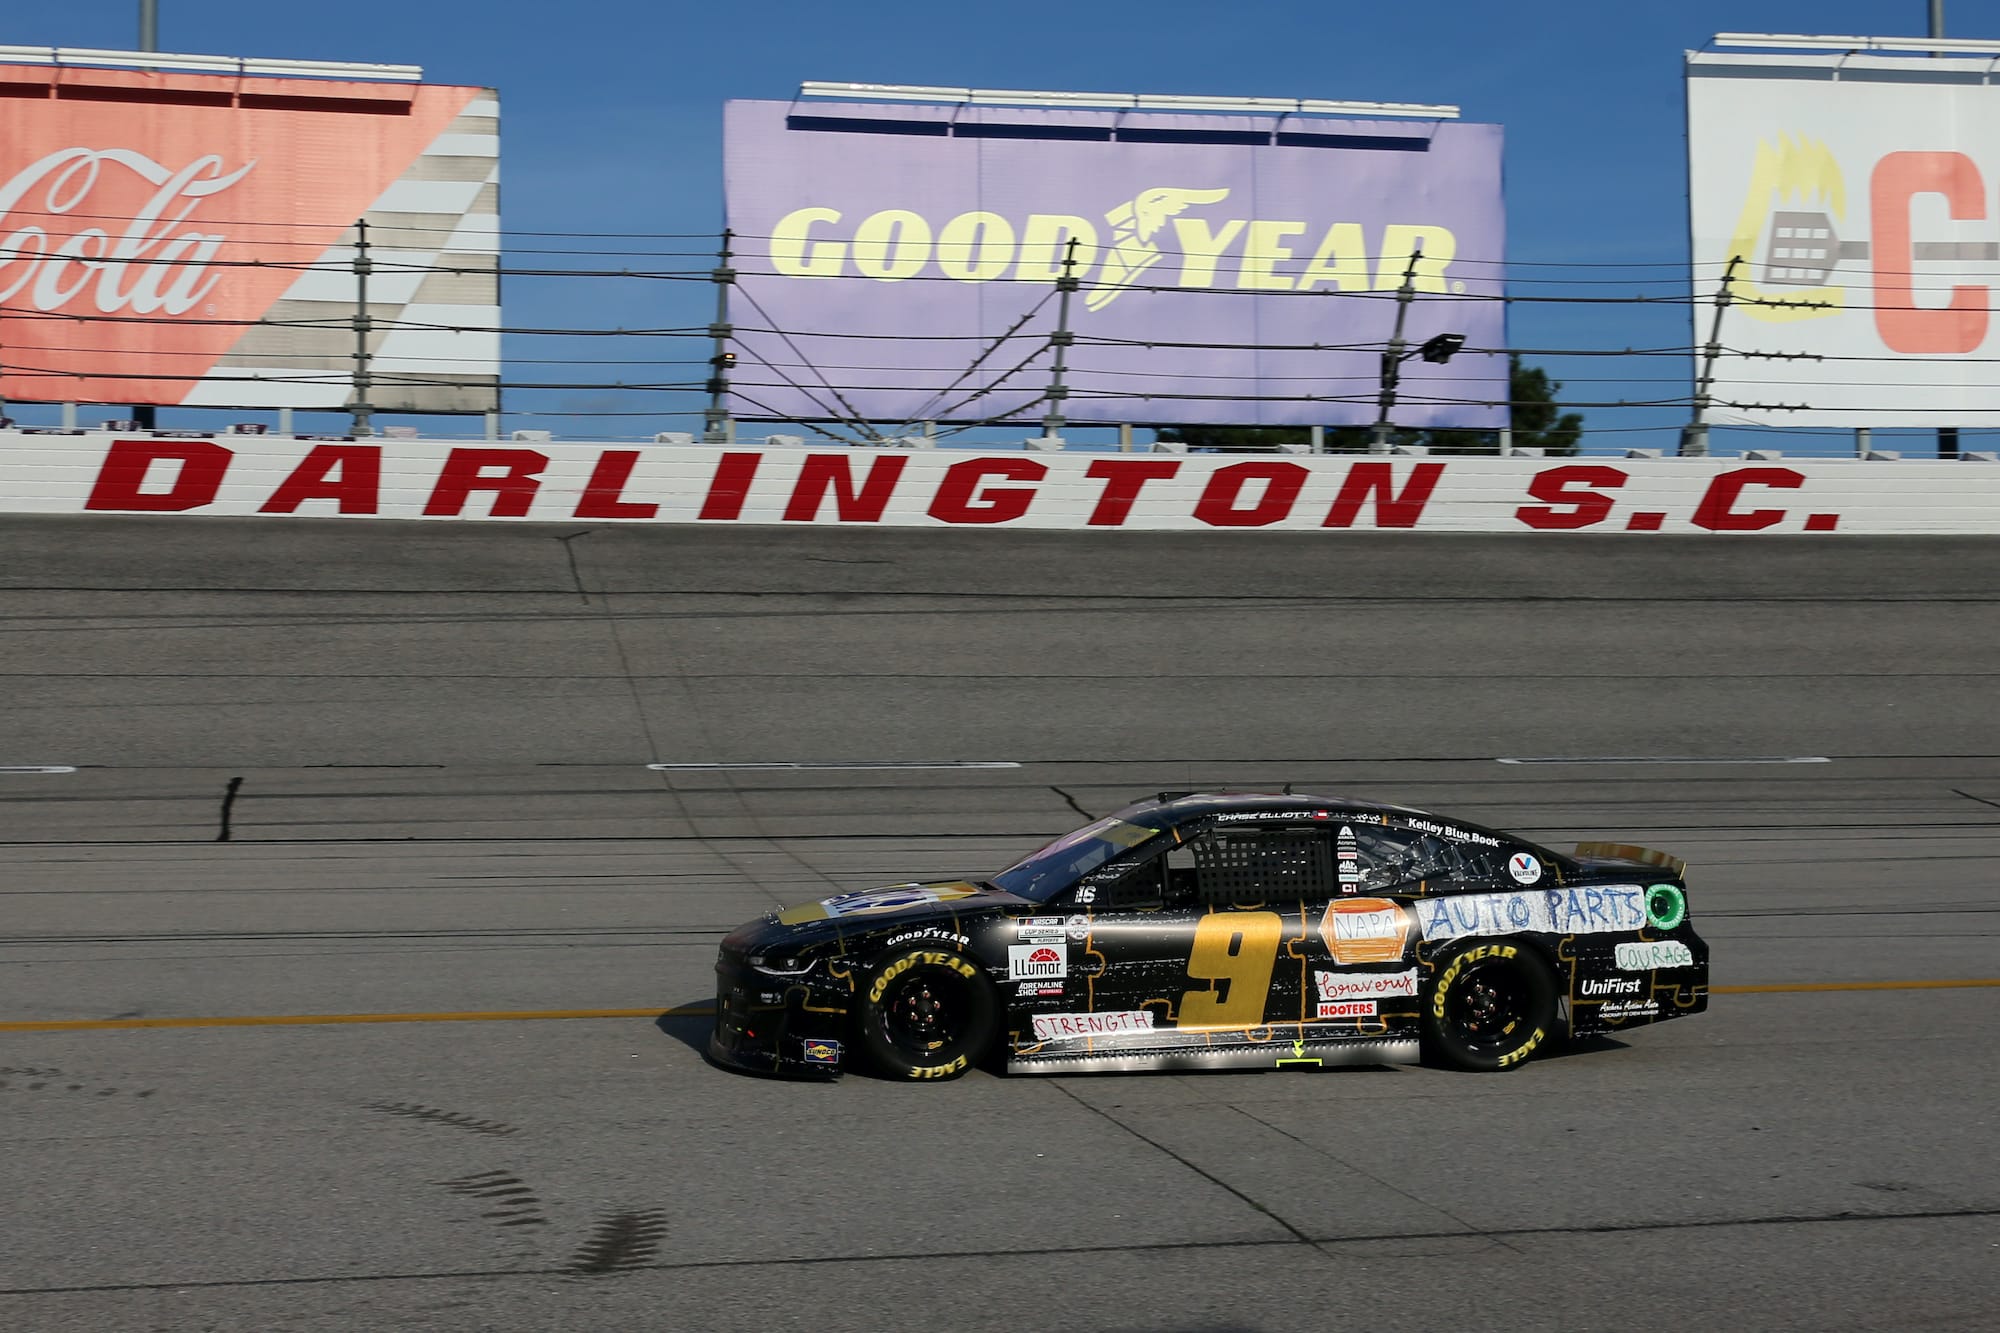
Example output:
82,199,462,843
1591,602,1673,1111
10,1,1999,453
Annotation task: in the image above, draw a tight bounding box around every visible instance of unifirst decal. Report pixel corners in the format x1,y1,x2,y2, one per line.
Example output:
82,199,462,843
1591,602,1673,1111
1417,886,1647,941
767,194,1458,308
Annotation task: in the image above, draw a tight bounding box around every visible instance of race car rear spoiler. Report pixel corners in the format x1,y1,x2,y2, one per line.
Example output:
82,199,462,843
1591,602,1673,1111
1572,842,1687,877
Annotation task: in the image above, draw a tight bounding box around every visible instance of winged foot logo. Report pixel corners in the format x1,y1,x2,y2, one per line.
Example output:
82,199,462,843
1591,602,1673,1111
767,188,1461,310
1090,186,1229,310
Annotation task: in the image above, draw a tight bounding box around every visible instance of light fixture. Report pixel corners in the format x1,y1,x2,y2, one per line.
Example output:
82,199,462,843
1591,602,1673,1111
798,81,1459,120
1418,333,1466,364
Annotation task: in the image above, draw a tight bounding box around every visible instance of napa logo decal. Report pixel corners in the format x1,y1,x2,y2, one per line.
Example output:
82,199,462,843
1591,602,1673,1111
766,189,1460,311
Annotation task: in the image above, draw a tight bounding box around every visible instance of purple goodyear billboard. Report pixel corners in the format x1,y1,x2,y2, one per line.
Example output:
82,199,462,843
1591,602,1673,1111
723,100,1506,429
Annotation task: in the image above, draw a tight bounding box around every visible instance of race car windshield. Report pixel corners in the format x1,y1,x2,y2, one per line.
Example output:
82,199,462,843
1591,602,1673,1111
989,816,1164,902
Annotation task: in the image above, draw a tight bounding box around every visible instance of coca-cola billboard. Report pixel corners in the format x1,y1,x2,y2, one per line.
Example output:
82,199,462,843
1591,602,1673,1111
0,61,500,413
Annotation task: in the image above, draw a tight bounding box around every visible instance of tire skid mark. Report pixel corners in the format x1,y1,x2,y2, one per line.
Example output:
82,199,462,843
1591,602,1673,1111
363,1101,519,1137
435,1171,548,1225
566,1210,669,1275
0,1065,156,1098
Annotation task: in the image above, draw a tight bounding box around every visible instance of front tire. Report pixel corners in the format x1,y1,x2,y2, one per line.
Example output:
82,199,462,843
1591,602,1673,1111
1423,940,1556,1072
855,947,997,1081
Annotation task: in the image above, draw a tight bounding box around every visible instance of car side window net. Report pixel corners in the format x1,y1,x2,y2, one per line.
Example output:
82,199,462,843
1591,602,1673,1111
1346,826,1468,892
1089,843,1199,911
1191,830,1332,905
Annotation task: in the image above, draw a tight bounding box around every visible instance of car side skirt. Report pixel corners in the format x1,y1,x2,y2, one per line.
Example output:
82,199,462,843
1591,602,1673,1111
1006,1035,1420,1075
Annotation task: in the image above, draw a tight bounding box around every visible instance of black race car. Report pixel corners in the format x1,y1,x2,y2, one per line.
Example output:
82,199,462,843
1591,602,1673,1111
710,791,1707,1080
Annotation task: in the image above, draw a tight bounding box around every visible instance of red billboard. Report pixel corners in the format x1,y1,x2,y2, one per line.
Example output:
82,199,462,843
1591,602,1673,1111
0,60,500,412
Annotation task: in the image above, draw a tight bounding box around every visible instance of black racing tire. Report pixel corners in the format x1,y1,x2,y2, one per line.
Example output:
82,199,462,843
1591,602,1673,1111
1422,940,1557,1073
855,946,997,1081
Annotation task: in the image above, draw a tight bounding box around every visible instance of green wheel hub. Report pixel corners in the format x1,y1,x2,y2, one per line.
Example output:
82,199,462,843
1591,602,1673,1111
1645,883,1686,931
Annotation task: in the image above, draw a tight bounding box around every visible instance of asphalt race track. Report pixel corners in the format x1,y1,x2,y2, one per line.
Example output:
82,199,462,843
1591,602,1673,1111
2,516,1997,1331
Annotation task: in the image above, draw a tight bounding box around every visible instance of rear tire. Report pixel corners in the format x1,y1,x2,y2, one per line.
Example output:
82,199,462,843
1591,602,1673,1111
855,947,997,1081
1423,940,1556,1072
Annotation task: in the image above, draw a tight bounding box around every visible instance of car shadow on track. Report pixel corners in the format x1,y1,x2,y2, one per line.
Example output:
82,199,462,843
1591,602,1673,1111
655,1001,846,1081
655,1002,716,1062
1543,1033,1633,1062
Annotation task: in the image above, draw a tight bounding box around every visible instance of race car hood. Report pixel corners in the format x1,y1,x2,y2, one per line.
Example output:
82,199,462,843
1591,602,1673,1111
722,880,1025,953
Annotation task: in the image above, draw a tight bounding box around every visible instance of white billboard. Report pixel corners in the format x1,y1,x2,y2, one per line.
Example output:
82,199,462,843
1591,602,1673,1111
1688,48,2000,428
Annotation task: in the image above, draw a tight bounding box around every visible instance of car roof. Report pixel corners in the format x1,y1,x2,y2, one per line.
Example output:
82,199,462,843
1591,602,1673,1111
1115,791,1416,821
1112,791,1558,860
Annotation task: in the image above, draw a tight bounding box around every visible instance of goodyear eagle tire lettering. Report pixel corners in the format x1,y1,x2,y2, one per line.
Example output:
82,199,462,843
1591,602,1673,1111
1422,940,1556,1074
855,946,996,1082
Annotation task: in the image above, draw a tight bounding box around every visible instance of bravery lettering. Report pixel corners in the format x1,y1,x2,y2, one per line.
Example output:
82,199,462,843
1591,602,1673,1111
1314,968,1420,1001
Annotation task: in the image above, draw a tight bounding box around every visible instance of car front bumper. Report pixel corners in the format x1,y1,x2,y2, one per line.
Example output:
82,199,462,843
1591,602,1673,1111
710,950,851,1078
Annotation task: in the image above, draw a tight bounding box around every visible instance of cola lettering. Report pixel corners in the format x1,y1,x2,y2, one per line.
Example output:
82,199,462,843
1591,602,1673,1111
0,148,255,316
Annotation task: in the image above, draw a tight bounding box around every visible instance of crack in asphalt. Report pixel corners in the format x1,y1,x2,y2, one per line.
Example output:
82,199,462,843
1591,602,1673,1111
1044,1080,1319,1249
214,776,243,842
4,1204,1996,1297
1226,1103,1522,1254
1049,785,1096,822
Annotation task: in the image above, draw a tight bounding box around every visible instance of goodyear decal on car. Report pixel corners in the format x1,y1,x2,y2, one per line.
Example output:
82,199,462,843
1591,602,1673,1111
776,882,980,925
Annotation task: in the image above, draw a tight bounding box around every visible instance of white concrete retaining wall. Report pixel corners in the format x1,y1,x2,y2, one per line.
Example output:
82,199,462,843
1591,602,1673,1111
5,432,1998,533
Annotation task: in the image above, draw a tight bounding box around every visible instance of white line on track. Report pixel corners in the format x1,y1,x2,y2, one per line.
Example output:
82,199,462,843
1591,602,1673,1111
0,765,76,774
646,761,1022,771
1496,756,1831,766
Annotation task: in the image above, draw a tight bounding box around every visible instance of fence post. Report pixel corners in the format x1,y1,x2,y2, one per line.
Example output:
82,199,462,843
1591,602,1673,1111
1370,249,1422,454
350,219,374,438
703,230,736,444
1040,239,1080,441
1679,254,1740,457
